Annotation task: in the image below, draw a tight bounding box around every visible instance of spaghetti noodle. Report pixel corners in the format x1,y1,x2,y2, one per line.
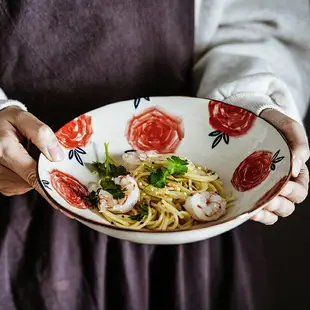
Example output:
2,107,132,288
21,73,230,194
85,146,234,231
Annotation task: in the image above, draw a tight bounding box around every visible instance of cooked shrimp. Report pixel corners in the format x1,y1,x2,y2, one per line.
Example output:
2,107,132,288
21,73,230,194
97,175,140,213
122,150,159,169
184,191,226,221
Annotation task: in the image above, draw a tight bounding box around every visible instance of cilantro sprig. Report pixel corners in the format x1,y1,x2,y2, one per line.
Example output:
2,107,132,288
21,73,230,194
129,204,148,221
90,143,128,178
167,156,188,175
148,156,188,188
87,143,128,200
100,176,125,199
84,190,100,207
148,168,169,188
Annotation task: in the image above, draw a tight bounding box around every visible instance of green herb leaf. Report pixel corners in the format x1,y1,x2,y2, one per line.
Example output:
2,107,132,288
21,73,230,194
88,143,128,178
129,204,149,221
129,213,144,221
140,204,148,214
167,155,188,176
84,190,100,207
148,168,169,188
100,176,125,199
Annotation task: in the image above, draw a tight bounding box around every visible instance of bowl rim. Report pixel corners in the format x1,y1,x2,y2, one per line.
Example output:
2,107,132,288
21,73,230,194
36,96,293,233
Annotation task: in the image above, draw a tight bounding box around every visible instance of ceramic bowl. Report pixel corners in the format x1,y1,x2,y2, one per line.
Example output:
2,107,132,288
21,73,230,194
37,96,292,244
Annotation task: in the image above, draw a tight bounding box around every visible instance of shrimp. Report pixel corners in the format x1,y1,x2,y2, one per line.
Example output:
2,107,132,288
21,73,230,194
122,150,159,169
184,191,226,221
97,175,140,213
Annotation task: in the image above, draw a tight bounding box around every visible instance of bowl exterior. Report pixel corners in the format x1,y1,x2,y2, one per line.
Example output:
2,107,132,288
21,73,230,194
37,96,292,244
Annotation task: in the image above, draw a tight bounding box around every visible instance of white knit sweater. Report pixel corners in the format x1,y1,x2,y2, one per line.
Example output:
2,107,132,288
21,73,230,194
1,0,310,124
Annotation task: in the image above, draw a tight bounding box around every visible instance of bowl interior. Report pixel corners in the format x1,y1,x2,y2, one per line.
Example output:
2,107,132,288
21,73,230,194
37,96,292,231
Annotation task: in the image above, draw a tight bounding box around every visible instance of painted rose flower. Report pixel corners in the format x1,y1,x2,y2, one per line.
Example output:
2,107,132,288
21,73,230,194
56,114,93,149
208,100,256,148
126,107,184,154
50,169,89,209
253,176,288,208
231,150,284,192
56,114,92,165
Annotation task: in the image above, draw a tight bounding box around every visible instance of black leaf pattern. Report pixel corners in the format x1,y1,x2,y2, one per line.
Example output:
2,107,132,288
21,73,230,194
134,98,141,109
212,134,223,149
270,163,276,171
69,150,74,160
208,130,222,137
273,156,284,163
223,134,229,145
272,150,280,161
41,180,52,191
74,150,84,166
133,97,151,109
76,147,86,154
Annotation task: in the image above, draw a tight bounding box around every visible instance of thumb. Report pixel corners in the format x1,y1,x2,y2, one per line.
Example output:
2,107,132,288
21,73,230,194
11,109,64,162
261,109,310,177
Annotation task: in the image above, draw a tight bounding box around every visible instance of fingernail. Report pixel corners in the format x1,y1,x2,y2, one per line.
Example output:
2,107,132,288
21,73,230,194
292,158,302,177
47,140,64,161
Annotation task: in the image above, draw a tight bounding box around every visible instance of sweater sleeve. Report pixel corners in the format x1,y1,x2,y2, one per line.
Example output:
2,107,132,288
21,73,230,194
194,0,310,124
0,88,27,112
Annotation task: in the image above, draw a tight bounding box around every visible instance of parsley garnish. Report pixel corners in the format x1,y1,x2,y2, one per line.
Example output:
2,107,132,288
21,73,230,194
130,204,148,221
84,190,100,207
167,156,188,176
148,156,188,188
100,176,125,199
89,143,128,178
148,168,169,188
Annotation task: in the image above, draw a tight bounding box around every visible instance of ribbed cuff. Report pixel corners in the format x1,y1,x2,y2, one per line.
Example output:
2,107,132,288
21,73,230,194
0,99,28,112
220,91,303,125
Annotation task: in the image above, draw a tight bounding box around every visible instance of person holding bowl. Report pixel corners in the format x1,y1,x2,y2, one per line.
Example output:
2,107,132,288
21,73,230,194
0,0,309,309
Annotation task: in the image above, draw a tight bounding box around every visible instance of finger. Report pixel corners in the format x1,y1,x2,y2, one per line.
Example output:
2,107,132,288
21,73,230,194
0,165,32,196
265,196,295,217
279,121,309,177
293,165,309,192
9,109,64,162
260,110,310,177
280,170,309,204
0,137,40,189
251,209,278,225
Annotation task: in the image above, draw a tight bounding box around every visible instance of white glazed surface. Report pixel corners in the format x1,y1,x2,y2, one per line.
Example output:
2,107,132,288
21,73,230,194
37,96,291,245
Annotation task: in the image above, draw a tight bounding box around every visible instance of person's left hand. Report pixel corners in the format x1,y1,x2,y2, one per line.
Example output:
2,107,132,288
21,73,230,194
251,109,310,225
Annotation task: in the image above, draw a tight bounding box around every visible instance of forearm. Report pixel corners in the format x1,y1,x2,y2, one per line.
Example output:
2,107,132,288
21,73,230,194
194,0,310,124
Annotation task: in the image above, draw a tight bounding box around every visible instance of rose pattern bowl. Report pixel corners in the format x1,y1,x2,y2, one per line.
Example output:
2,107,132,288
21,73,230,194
37,97,292,245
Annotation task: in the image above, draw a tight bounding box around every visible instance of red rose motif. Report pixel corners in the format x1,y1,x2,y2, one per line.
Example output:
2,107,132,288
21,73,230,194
50,169,89,209
253,176,288,208
209,100,256,137
232,150,285,192
232,150,286,192
126,107,184,154
208,100,256,148
56,114,93,149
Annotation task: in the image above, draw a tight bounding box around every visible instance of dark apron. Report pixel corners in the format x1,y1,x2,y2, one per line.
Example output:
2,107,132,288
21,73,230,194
0,1,271,309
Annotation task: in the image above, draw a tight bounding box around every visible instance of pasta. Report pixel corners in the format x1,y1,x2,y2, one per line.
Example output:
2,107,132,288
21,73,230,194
85,145,235,231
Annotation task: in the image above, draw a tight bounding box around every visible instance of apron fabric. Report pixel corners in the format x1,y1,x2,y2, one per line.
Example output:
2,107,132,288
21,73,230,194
0,1,271,309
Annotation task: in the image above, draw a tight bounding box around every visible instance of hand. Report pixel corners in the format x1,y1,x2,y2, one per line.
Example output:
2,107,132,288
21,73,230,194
251,109,310,225
0,106,71,213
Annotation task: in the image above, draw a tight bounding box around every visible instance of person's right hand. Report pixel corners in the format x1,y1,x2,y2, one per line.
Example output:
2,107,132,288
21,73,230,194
0,106,64,196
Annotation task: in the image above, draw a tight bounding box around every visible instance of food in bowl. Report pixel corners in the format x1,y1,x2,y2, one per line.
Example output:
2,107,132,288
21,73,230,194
37,96,292,244
80,143,235,231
